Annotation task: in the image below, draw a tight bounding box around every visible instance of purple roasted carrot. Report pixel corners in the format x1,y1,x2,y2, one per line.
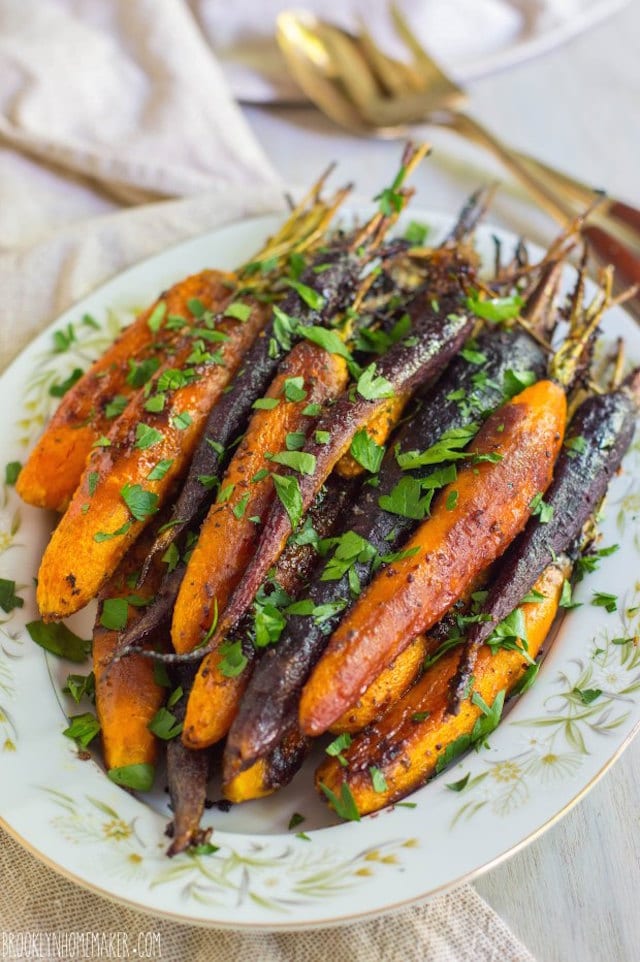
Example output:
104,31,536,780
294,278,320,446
448,367,640,712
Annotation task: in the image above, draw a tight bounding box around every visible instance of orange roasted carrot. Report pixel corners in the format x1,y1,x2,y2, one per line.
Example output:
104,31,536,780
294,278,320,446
329,633,430,734
17,270,233,513
334,392,409,478
93,528,168,780
36,296,270,621
299,379,567,736
315,561,567,815
223,725,309,804
182,475,354,751
171,338,348,655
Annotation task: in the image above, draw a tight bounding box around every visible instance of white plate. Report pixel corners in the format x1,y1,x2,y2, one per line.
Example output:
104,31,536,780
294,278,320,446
200,0,631,104
0,211,639,929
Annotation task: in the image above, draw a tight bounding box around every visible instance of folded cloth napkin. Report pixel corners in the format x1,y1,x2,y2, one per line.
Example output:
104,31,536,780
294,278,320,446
0,2,535,960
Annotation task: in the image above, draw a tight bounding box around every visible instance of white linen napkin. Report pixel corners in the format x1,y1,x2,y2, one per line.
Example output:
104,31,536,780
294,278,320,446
0,3,535,960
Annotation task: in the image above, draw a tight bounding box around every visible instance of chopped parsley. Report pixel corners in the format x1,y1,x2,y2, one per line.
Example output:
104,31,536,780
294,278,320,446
27,620,90,662
100,598,129,631
356,363,394,400
107,763,155,792
318,781,360,821
350,430,385,473
224,301,252,322
134,423,164,450
0,578,23,613
369,766,389,793
120,483,159,522
126,357,160,388
564,435,588,458
49,367,83,398
253,396,280,410
267,450,316,475
591,591,617,613
4,461,22,485
63,712,100,749
147,707,183,740
283,376,307,402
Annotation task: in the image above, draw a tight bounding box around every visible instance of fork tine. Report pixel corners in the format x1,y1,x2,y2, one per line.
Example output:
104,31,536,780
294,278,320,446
356,19,424,96
389,2,465,97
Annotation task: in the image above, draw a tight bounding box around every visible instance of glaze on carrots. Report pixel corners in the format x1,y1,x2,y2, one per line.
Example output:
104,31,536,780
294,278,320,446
299,379,567,736
316,560,568,815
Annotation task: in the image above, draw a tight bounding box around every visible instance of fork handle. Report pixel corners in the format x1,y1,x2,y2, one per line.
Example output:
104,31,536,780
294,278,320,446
512,151,640,243
437,111,577,227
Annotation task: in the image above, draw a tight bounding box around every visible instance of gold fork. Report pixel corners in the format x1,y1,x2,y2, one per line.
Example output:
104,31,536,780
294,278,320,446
276,6,640,308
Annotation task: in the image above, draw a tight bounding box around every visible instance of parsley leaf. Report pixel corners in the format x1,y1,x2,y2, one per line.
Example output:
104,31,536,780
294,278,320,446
49,367,83,398
134,423,164,450
108,763,155,792
404,220,429,245
378,476,432,520
27,620,90,662
396,424,478,469
218,640,248,678
591,591,617,613
318,781,361,821
63,712,101,749
99,598,129,631
466,293,523,323
267,450,316,475
272,474,303,529
369,766,388,793
148,707,183,740
284,278,325,311
356,363,394,400
0,578,23,613
4,461,22,485
350,430,385,473
283,376,307,402
121,483,159,522
224,301,252,322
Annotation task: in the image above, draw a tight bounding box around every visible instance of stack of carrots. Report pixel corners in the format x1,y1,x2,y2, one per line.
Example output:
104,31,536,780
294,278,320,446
19,146,639,854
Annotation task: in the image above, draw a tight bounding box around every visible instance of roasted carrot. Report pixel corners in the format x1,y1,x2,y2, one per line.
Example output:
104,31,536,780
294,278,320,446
204,290,475,656
334,392,409,478
315,560,568,815
183,476,354,750
449,367,640,709
299,379,567,736
165,666,212,856
329,634,431,734
36,296,271,621
223,725,309,804
93,527,168,777
16,271,234,513
171,337,349,655
224,327,546,776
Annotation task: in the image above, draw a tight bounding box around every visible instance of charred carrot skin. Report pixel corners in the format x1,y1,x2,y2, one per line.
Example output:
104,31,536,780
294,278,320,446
315,561,567,815
299,379,567,737
224,327,546,774
36,297,270,621
209,289,475,654
17,271,232,513
93,528,168,774
171,338,349,656
183,476,355,751
223,726,309,804
165,666,211,857
449,378,639,709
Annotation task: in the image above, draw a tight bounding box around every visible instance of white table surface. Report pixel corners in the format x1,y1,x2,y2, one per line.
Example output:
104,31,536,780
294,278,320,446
242,5,640,961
